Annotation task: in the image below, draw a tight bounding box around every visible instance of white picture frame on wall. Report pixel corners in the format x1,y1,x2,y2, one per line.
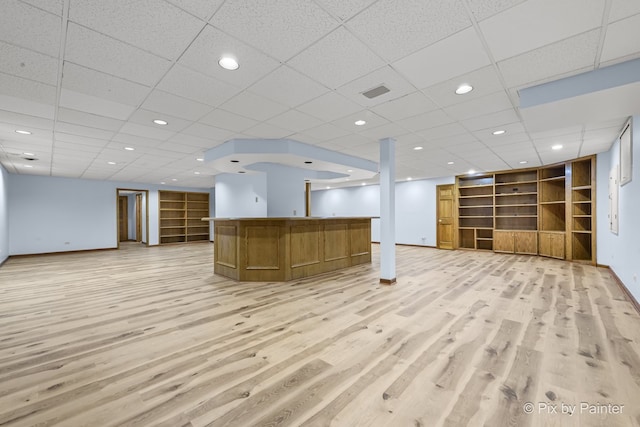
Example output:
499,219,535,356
620,118,633,186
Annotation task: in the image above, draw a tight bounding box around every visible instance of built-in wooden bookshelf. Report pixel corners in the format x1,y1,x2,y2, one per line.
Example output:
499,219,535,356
159,191,210,244
457,174,494,250
570,158,595,261
454,156,596,264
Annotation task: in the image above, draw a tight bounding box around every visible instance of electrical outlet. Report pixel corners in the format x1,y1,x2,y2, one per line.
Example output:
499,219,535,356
293,209,297,216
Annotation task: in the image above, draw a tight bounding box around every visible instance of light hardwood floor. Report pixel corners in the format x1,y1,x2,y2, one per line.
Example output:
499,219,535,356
0,243,639,427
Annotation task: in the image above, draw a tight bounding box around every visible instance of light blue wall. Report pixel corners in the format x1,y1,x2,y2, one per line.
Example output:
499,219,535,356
597,115,640,303
312,176,455,246
0,164,9,264
7,174,211,255
215,173,267,218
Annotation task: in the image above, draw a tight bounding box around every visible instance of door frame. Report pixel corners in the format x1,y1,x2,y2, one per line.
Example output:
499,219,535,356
436,184,455,250
116,188,150,249
118,195,129,242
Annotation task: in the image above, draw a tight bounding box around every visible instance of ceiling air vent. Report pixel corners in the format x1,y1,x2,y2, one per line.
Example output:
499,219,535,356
362,85,390,99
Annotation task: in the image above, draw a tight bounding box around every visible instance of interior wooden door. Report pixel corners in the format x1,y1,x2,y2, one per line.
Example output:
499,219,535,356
118,196,128,242
135,193,142,242
436,184,454,249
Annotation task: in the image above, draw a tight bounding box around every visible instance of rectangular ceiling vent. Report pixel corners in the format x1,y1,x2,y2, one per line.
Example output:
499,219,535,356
362,85,390,99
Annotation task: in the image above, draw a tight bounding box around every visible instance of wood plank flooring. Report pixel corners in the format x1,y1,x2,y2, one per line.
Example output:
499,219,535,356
1,243,639,426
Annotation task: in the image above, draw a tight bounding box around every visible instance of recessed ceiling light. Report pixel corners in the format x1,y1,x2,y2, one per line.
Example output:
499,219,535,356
304,161,313,164
124,147,135,151
519,160,528,164
172,178,177,181
455,84,473,95
23,152,35,156
361,182,366,186
230,159,239,163
194,171,200,175
153,119,168,126
107,161,116,165
492,130,506,135
219,56,239,71
354,120,366,126
326,186,331,189
196,158,204,162
24,164,33,168
468,169,476,174
407,177,412,181
347,169,353,172
447,161,454,165
160,181,166,184
15,130,31,135
414,146,423,151
552,144,563,150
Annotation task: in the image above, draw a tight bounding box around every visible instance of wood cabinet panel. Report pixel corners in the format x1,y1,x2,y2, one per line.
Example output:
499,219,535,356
493,231,515,253
324,224,348,261
539,232,565,259
290,225,321,268
245,226,280,270
514,231,537,255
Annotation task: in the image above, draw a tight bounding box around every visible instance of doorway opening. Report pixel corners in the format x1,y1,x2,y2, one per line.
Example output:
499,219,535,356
117,189,150,249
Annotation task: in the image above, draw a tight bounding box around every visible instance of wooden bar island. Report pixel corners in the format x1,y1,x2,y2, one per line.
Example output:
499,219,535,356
205,217,372,281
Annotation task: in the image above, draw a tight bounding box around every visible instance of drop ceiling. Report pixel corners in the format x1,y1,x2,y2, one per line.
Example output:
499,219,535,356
1,0,639,189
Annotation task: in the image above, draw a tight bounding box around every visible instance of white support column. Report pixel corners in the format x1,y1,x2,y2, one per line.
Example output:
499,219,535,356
379,137,396,284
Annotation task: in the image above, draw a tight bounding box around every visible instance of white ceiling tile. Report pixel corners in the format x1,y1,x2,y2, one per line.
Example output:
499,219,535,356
0,94,54,122
396,109,454,132
297,91,362,122
358,123,410,140
422,66,505,107
165,0,224,19
249,66,329,108
608,0,640,23
0,72,55,105
54,132,110,149
168,132,222,149
288,27,385,90
59,89,135,121
480,0,605,61
301,123,351,141
111,133,167,148
444,91,513,121
62,62,149,106
0,41,58,85
528,125,583,140
347,0,471,62
475,121,527,141
243,122,293,139
157,64,240,107
127,109,192,133
600,14,640,63
393,27,491,89
466,0,526,22
585,118,626,131
155,140,202,154
182,122,234,142
286,133,322,145
336,66,416,108
429,132,478,147
331,110,390,133
198,109,258,133
141,90,212,121
54,121,115,140
68,0,204,60
461,108,520,131
315,0,377,21
0,109,54,130
417,123,469,141
498,30,600,88
0,0,61,56
57,108,124,131
179,25,280,89
266,110,323,133
219,91,290,122
210,0,338,61
323,134,372,149
20,0,64,15
119,122,175,141
371,91,438,121
480,131,531,148
65,23,172,86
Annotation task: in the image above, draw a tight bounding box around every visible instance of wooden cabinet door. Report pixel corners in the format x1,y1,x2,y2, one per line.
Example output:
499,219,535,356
493,230,514,253
436,184,454,249
514,231,537,255
539,232,551,257
549,233,565,259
